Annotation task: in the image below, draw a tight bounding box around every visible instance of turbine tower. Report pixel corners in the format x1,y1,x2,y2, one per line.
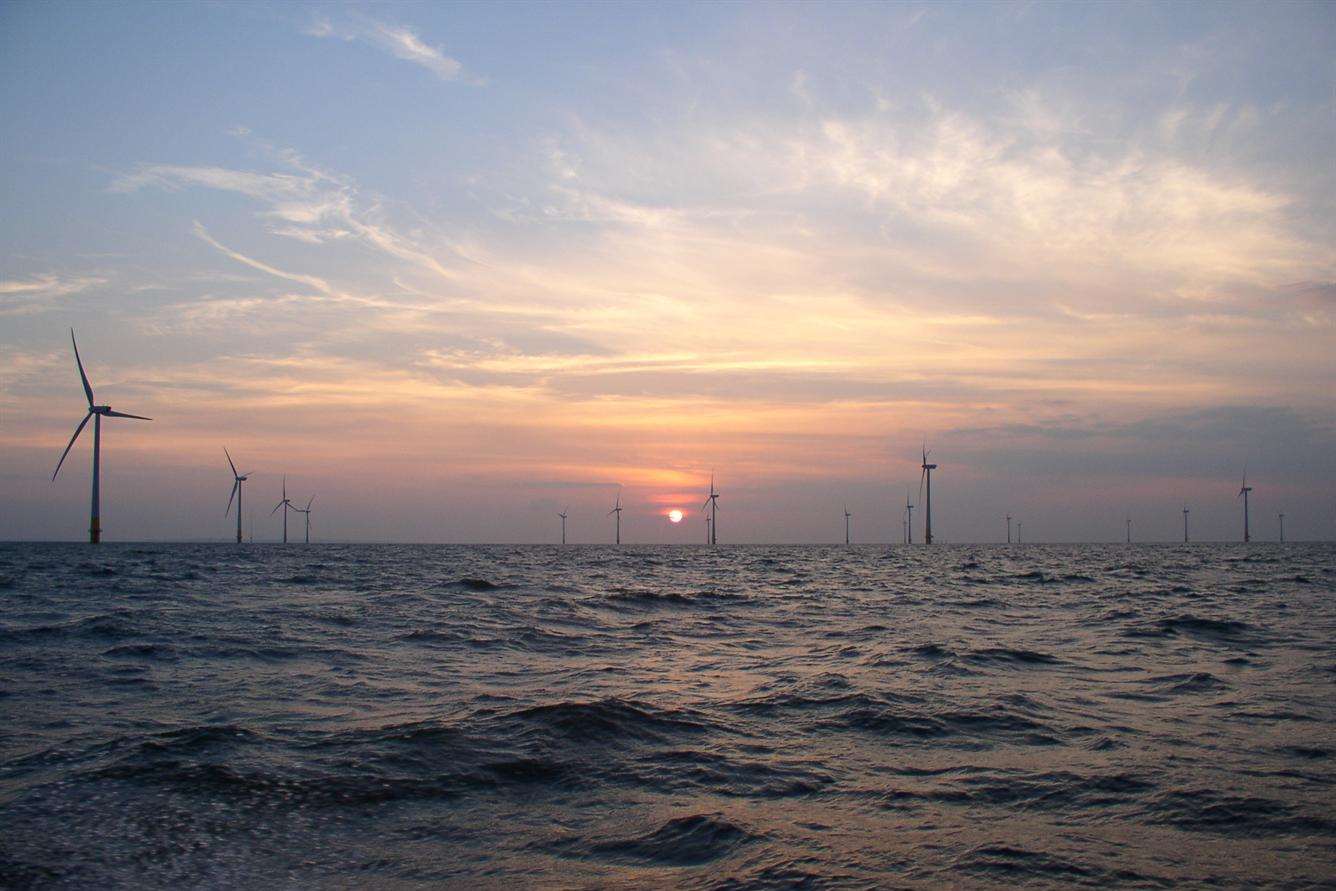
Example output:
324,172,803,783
1238,471,1253,542
1126,515,1132,544
558,507,568,545
905,489,914,545
1006,513,1012,544
52,329,152,543
702,474,719,545
224,448,252,544
1278,512,1285,543
272,476,296,543
291,495,314,543
844,506,852,545
705,514,711,543
1183,505,1190,543
1017,520,1022,544
609,488,623,545
919,445,938,544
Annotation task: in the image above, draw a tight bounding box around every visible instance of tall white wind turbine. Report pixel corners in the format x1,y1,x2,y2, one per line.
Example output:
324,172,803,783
224,448,253,544
52,330,152,543
291,495,314,543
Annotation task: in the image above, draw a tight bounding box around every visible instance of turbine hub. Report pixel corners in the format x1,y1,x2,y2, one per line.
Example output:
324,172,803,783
92,405,111,414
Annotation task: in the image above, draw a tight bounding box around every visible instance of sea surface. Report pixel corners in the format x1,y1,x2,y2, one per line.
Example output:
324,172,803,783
1,542,1334,889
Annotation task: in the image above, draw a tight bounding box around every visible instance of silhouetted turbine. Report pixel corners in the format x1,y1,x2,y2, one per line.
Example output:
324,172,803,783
271,476,297,543
558,507,568,545
224,448,253,544
919,445,938,544
702,474,719,545
608,488,623,545
1238,470,1253,542
52,329,152,543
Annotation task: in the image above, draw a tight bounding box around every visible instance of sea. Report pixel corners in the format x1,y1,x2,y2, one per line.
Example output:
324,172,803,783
1,542,1333,889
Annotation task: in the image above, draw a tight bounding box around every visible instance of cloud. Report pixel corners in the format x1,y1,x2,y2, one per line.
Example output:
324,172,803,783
305,17,470,83
0,273,106,315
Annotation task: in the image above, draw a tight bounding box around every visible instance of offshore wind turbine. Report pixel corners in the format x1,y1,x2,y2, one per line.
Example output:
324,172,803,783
558,507,568,545
1126,515,1132,544
52,329,152,543
1016,521,1022,544
609,488,623,545
705,514,711,544
1238,470,1253,542
702,474,719,545
1006,513,1012,544
844,506,852,545
919,445,938,544
272,476,296,543
1278,512,1285,543
1183,505,1190,543
292,495,314,543
904,489,914,544
224,448,252,544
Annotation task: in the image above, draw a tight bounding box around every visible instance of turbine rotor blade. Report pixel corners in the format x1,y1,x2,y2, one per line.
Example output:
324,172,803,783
306,496,314,510
272,502,283,515
104,409,151,420
52,412,92,481
227,480,239,516
70,329,94,407
225,447,238,477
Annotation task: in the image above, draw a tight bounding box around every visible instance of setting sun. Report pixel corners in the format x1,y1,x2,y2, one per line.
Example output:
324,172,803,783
668,510,683,524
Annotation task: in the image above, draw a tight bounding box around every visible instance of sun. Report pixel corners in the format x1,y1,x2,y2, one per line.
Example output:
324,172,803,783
668,509,683,524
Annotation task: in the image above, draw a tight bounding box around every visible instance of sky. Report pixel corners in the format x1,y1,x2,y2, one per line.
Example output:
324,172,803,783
2,1,1334,543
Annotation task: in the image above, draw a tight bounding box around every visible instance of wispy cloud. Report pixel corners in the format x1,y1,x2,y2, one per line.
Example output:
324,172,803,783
0,273,106,315
304,17,471,83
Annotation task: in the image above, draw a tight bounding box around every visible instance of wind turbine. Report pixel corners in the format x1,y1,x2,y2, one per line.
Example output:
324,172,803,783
1006,513,1012,544
705,513,711,543
291,495,314,543
1278,512,1285,543
272,476,297,543
1238,470,1253,542
52,329,152,543
702,474,719,545
844,506,852,545
905,489,914,544
919,445,938,544
558,507,568,545
1017,520,1023,544
1126,515,1132,544
609,488,623,545
224,448,252,544
1183,505,1190,543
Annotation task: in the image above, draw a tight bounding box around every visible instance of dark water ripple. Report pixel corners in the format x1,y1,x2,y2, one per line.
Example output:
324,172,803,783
2,542,1334,888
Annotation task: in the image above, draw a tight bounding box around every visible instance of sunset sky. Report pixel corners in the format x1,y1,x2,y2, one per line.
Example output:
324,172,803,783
2,1,1334,542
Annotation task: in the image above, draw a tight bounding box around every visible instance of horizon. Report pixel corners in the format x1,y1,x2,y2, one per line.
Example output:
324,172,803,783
3,1,1334,543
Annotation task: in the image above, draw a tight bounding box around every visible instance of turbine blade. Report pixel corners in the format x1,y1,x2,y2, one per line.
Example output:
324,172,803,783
70,329,94,407
224,447,238,477
306,496,314,510
226,480,239,516
52,412,92,481
104,410,151,420
272,502,283,515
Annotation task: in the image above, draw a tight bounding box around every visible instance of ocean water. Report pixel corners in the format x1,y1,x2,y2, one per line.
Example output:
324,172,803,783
1,542,1333,889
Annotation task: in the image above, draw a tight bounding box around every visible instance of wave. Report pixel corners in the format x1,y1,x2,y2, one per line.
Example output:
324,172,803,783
546,813,759,866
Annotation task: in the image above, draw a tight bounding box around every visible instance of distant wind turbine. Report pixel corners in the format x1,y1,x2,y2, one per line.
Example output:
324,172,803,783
1006,513,1012,544
844,506,852,545
705,513,711,544
905,489,914,545
272,476,297,543
1017,520,1022,544
1238,470,1253,542
1126,515,1132,544
292,495,315,543
558,507,568,545
1183,505,1190,543
609,488,623,545
702,474,719,545
919,445,938,544
52,329,152,543
224,448,252,544
1278,512,1285,543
